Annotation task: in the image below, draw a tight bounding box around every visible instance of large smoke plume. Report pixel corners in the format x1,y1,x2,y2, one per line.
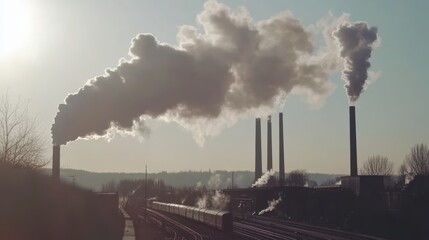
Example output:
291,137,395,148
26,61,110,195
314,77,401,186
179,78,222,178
52,1,339,145
333,22,379,104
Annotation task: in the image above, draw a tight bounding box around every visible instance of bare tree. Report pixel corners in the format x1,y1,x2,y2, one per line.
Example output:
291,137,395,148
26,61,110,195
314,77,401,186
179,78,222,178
285,169,308,187
101,180,117,192
399,163,408,176
0,94,46,169
398,163,408,185
401,143,429,178
360,155,393,175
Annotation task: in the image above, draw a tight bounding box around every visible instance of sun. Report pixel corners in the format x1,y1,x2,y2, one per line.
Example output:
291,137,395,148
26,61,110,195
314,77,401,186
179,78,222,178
0,0,34,57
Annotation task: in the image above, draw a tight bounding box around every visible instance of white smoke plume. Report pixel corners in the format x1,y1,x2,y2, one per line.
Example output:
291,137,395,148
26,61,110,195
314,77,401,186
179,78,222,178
259,196,282,215
207,173,222,189
211,190,230,210
196,194,209,209
333,21,379,104
52,0,340,145
196,190,230,211
195,181,204,190
252,169,275,188
195,173,230,210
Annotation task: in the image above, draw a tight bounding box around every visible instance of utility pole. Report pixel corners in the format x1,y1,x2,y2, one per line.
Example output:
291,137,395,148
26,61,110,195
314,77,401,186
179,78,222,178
68,175,75,186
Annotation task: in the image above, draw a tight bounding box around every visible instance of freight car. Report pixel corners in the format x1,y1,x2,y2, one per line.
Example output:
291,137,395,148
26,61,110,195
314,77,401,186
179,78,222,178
149,201,232,232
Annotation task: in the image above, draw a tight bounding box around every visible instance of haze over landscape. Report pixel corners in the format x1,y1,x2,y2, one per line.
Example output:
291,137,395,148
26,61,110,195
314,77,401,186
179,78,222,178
3,1,429,240
1,0,428,175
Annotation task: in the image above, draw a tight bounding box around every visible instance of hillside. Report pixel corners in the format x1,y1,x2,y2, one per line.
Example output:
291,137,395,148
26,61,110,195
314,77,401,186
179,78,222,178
42,168,344,191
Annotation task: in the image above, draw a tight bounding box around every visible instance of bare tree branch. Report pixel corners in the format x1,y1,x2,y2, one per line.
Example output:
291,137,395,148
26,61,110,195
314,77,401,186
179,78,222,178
401,143,429,178
286,169,308,187
360,155,393,176
0,94,47,169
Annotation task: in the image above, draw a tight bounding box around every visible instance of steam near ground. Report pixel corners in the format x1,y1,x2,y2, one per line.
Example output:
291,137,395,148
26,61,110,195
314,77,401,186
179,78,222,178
196,190,230,211
259,196,282,215
195,173,230,211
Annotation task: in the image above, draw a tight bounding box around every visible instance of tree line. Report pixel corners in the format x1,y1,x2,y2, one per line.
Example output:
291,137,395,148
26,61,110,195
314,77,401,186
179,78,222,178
1,92,428,183
360,143,429,181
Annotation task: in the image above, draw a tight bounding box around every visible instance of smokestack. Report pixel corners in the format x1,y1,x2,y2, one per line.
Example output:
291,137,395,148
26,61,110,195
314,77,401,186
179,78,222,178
279,113,285,186
255,118,262,181
267,116,272,171
52,145,60,181
349,106,358,176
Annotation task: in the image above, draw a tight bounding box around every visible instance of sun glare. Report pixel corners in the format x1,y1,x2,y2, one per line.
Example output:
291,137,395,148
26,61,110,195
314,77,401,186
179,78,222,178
0,0,34,57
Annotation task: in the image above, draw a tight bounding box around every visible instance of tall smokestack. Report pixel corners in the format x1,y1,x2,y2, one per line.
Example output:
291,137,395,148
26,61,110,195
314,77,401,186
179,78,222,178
52,145,60,181
255,118,262,181
349,106,358,176
279,113,285,186
267,116,272,171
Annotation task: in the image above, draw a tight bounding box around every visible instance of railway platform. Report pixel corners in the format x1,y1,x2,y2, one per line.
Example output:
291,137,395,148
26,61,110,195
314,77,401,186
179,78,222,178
120,205,136,240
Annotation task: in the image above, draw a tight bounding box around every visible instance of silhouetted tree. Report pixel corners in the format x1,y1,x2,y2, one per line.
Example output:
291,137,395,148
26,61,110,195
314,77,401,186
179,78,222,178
398,163,408,185
360,155,393,175
0,94,46,169
401,143,429,178
286,169,308,187
101,180,116,192
307,179,318,187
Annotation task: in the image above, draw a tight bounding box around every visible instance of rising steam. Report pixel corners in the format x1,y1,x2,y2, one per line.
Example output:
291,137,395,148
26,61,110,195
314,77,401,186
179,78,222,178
252,169,275,188
259,196,282,215
52,1,340,145
333,22,379,104
196,190,230,211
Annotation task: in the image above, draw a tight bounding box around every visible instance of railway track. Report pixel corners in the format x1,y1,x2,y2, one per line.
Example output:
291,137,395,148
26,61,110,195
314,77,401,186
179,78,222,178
165,226,177,240
139,208,204,240
234,215,385,240
234,221,295,240
136,204,384,240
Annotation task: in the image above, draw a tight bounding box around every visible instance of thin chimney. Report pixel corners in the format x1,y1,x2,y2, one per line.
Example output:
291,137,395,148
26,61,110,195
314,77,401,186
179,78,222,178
52,145,60,180
267,115,272,171
279,113,285,185
349,106,358,176
255,118,262,181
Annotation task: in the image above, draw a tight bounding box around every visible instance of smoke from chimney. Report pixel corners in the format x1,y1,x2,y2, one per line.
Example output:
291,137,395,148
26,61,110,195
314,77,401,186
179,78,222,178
279,112,285,186
267,115,272,171
51,1,339,146
333,22,378,176
252,169,275,188
255,118,262,181
333,21,379,104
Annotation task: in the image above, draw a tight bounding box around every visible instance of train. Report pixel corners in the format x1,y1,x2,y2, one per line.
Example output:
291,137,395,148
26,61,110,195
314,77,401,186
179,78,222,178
148,200,233,232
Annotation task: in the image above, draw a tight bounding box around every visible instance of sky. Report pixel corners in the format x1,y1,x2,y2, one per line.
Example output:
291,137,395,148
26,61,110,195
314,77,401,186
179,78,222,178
0,0,428,174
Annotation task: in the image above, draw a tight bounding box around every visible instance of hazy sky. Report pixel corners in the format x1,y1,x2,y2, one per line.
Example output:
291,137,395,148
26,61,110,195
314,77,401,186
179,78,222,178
0,0,428,174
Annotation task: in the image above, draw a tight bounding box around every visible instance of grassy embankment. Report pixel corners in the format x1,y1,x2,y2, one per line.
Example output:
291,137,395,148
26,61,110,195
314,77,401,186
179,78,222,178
0,165,124,240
